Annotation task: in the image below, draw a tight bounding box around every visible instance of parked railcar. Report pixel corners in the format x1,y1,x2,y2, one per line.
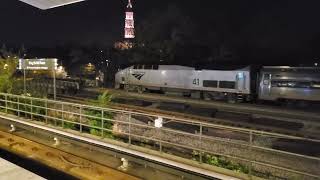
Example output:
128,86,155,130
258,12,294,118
258,66,320,102
115,65,252,102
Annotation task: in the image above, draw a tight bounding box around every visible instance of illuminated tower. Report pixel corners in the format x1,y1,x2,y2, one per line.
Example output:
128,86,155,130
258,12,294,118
124,0,135,39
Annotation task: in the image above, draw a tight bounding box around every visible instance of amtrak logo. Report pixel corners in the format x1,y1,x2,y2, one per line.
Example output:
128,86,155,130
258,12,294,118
131,72,145,80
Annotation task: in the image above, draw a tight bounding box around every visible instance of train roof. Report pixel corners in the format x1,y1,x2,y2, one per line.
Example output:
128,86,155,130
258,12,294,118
263,66,320,69
158,65,194,70
262,66,320,73
130,65,250,71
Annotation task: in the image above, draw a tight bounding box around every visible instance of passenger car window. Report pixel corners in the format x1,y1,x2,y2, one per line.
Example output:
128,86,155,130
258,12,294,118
271,81,311,88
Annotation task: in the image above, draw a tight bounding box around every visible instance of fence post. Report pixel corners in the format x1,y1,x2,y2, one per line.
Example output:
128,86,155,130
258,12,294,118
5,94,7,113
24,97,27,118
17,97,20,117
159,138,162,152
45,99,48,124
128,113,131,145
54,102,57,126
199,123,203,164
61,103,64,128
159,118,162,153
30,98,33,120
249,131,253,179
101,109,104,138
79,105,82,133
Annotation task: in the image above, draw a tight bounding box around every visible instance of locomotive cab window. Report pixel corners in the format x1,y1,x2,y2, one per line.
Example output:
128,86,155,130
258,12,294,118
219,81,235,89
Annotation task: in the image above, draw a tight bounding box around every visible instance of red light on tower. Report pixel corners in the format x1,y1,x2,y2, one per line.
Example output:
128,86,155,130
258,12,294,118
124,0,135,39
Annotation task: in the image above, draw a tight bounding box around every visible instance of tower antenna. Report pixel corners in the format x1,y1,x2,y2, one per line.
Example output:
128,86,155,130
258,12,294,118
127,0,132,9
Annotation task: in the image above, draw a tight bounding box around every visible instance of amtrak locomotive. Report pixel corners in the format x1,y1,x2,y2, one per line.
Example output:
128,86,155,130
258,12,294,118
115,65,320,103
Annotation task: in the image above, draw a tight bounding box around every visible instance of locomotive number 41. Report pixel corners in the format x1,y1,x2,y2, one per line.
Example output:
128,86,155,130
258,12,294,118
193,78,200,85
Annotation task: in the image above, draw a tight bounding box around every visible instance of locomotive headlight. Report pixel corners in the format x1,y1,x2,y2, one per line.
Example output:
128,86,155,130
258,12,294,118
161,71,166,75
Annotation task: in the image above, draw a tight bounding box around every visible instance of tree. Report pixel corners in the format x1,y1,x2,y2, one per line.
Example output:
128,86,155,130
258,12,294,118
0,57,18,93
132,4,196,64
18,44,27,58
0,44,12,58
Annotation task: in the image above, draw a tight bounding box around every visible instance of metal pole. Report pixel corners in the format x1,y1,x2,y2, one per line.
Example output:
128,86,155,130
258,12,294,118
18,97,20,117
30,98,33,120
45,99,48,124
101,110,104,137
61,103,64,128
128,113,131,145
23,67,26,94
53,69,56,100
249,131,253,179
200,124,203,163
5,94,7,113
79,105,82,133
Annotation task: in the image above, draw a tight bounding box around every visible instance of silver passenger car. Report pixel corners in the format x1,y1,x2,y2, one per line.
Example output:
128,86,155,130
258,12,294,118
258,66,320,102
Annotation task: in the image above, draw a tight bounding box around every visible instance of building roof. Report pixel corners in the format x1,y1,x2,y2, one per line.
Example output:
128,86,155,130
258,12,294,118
18,0,85,10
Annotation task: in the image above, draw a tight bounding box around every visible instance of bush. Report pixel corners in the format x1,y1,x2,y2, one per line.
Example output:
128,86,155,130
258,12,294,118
193,151,249,174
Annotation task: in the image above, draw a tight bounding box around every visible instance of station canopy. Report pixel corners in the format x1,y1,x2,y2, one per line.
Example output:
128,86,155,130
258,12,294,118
19,0,85,10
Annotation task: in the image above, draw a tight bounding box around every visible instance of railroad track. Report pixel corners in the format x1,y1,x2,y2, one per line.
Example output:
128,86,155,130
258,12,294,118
89,88,320,122
56,94,320,140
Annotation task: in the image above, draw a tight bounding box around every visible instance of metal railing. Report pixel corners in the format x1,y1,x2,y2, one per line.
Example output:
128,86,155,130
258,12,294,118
0,93,319,179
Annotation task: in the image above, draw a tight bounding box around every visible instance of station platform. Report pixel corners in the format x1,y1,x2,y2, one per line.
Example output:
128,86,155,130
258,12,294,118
0,157,45,180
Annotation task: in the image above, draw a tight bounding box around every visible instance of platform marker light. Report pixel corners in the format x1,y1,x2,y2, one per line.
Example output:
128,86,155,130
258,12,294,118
9,124,16,132
53,137,60,146
118,158,129,171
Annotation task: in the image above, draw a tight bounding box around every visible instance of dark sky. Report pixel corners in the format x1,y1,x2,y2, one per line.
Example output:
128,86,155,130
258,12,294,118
0,0,175,46
1,0,320,63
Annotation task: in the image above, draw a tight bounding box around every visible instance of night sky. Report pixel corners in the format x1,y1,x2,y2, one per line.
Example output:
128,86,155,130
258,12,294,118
1,0,320,64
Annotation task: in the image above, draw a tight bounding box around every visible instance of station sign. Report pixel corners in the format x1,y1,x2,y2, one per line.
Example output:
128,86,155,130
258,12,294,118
19,58,58,70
